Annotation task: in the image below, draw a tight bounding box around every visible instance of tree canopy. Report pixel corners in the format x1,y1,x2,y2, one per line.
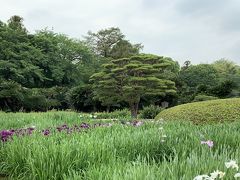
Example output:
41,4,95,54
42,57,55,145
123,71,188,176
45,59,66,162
84,27,142,59
0,15,239,113
91,54,177,118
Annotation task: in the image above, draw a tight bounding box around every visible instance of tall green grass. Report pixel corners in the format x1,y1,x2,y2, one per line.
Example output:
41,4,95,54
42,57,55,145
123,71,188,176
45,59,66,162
1,112,240,179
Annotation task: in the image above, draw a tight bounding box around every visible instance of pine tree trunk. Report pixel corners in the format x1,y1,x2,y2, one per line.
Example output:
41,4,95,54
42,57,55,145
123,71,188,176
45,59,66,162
93,104,97,112
106,105,110,113
130,102,138,119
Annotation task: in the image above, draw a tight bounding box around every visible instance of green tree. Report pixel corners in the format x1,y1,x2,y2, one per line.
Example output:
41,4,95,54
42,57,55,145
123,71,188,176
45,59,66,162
91,54,176,118
109,39,143,59
32,30,91,86
85,27,124,57
179,64,219,88
0,16,47,88
177,64,219,104
67,85,102,112
0,16,99,112
210,80,236,98
7,15,27,33
213,59,238,77
213,59,240,94
0,81,24,112
181,60,191,70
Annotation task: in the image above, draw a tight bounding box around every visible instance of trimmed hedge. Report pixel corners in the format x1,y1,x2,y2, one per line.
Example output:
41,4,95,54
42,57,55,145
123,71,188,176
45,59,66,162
155,98,240,124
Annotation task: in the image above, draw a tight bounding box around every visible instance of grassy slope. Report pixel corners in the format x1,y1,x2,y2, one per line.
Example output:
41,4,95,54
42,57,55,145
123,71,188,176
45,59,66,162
156,98,240,123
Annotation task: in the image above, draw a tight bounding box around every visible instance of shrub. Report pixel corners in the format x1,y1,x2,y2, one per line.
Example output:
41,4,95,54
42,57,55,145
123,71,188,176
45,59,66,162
0,81,24,112
210,80,235,98
139,105,162,119
95,109,131,119
155,98,240,124
23,95,49,111
193,94,218,102
67,85,100,112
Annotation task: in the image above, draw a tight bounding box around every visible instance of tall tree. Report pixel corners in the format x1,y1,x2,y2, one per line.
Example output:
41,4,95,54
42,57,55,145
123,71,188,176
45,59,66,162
0,16,47,88
212,59,240,97
31,30,96,86
7,15,27,33
0,16,99,111
213,59,240,84
176,64,219,104
85,27,124,58
109,39,143,59
179,64,219,88
181,60,191,70
91,54,176,118
213,59,238,75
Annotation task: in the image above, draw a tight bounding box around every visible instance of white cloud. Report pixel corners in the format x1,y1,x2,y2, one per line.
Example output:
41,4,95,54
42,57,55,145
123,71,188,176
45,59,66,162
0,0,240,65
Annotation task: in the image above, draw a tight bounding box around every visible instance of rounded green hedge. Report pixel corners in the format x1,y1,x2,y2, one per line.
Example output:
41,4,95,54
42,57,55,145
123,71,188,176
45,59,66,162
155,98,240,124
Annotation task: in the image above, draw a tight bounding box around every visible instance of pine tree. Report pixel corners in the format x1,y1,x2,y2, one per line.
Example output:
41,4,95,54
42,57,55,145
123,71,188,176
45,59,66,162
91,54,177,118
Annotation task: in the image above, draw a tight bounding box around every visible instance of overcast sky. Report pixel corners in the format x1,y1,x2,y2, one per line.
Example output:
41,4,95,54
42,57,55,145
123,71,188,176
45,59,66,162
1,0,240,65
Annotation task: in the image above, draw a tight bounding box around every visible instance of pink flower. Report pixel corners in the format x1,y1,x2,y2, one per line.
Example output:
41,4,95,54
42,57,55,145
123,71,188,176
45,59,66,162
201,140,214,148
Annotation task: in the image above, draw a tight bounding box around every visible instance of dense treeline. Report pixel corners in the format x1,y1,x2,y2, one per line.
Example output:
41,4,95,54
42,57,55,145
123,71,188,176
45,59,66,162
0,16,239,115
0,16,101,112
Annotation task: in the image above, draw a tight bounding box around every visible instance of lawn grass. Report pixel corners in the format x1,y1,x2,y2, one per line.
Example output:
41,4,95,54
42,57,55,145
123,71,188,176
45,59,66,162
1,111,240,179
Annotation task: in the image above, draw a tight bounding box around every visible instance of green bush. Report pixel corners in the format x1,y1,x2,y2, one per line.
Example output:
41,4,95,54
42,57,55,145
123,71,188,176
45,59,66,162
155,98,240,124
193,94,218,102
139,105,162,119
0,81,25,112
23,95,49,111
95,109,131,119
67,85,100,112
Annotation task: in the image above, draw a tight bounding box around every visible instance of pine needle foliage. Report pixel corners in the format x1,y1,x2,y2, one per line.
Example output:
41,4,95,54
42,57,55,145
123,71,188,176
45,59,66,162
91,54,177,118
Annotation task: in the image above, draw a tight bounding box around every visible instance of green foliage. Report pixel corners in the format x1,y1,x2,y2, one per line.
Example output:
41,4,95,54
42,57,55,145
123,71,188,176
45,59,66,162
181,60,191,70
7,15,27,32
91,54,177,118
178,64,216,101
95,109,131,119
210,80,236,98
0,81,24,112
110,40,143,59
193,94,218,102
156,98,240,124
32,30,95,86
23,94,50,112
84,27,125,57
213,59,239,80
0,85,68,112
0,17,47,88
27,87,69,111
85,27,143,59
0,16,98,112
67,85,100,112
139,105,163,119
179,64,219,88
177,61,240,105
1,15,239,113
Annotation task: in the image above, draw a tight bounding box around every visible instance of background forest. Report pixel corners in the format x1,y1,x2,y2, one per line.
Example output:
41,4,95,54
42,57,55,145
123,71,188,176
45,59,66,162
1,15,240,114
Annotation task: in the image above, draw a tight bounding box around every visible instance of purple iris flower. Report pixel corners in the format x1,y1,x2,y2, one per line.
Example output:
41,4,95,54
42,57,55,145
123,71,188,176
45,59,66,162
42,129,50,136
0,130,14,142
80,123,90,129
